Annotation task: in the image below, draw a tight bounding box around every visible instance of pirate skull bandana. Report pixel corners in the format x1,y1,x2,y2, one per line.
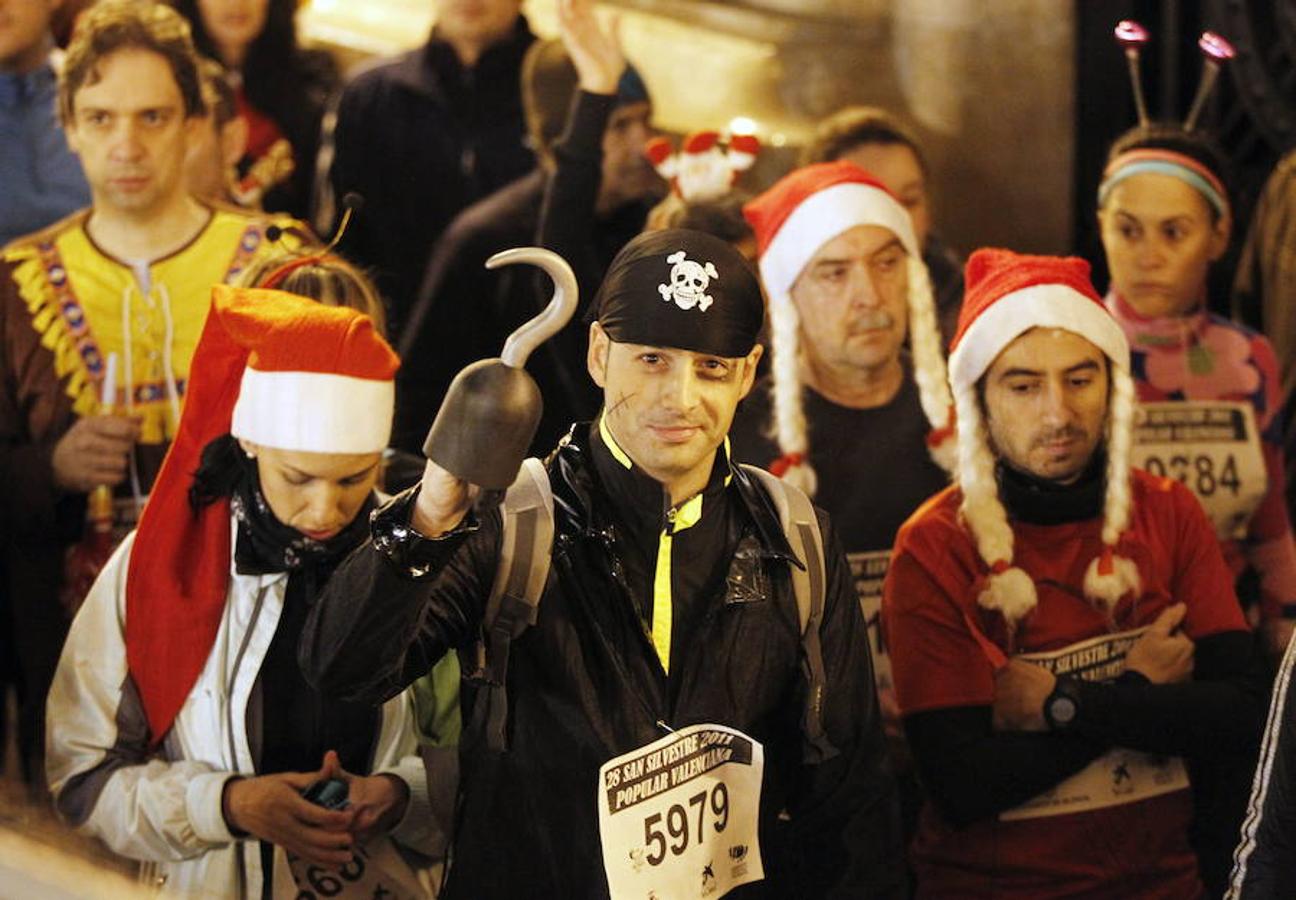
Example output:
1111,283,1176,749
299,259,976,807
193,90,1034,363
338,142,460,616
594,229,764,358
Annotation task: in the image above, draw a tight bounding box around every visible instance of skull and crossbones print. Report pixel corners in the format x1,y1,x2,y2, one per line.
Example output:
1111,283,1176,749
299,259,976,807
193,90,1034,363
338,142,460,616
658,250,719,311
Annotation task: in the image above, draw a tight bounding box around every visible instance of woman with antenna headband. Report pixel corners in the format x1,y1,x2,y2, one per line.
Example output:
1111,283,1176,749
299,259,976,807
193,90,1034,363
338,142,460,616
1096,23,1282,894
1097,22,1296,659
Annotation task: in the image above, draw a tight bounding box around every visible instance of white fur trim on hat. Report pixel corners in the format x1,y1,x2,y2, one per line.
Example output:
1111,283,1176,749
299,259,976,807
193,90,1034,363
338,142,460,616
758,182,919,300
231,368,394,454
762,220,955,495
949,283,1131,391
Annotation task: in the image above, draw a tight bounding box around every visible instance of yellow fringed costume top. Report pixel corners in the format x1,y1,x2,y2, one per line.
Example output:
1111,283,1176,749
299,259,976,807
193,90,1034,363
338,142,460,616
3,206,301,445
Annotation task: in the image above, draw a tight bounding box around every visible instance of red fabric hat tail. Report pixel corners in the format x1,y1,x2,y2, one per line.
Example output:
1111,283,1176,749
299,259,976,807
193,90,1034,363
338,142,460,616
126,288,250,746
644,136,678,179
125,286,397,744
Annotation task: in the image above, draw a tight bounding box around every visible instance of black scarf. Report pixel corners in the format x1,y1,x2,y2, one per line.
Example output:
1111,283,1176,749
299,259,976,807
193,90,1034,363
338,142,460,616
193,435,380,898
997,449,1107,526
189,434,378,773
191,434,373,581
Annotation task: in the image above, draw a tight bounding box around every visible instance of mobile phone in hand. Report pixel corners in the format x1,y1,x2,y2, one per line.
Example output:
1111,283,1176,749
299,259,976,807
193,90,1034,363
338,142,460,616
301,777,349,810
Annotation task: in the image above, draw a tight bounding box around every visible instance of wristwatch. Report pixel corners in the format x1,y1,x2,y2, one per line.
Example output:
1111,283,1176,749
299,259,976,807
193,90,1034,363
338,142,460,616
1043,676,1082,731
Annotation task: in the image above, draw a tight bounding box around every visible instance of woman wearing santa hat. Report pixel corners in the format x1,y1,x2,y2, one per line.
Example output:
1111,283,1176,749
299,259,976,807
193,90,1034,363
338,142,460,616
1097,122,1296,661
45,280,437,899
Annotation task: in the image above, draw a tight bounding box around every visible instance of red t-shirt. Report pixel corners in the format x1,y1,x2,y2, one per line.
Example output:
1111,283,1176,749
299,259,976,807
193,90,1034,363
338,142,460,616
882,470,1246,899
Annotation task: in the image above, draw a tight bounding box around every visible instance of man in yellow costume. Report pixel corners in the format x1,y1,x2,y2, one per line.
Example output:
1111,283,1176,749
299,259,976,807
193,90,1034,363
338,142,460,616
0,0,299,787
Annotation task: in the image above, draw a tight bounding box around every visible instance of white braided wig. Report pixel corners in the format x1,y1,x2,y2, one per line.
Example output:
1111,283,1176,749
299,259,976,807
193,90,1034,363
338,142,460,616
947,277,1141,630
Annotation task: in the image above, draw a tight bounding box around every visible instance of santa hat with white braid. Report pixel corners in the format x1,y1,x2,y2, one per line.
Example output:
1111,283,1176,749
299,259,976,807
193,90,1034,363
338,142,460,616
742,160,956,496
949,248,1141,628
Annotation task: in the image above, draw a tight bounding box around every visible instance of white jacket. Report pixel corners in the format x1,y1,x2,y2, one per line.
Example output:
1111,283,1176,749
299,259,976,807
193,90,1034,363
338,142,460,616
46,524,439,899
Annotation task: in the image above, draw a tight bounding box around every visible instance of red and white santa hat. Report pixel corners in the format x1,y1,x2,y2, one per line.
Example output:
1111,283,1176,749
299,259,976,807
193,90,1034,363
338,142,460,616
742,160,955,495
126,284,398,744
230,302,396,454
646,130,761,204
949,248,1140,629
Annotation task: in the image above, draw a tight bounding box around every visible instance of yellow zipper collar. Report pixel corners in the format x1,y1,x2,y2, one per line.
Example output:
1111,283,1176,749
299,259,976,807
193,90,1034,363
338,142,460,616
598,413,634,469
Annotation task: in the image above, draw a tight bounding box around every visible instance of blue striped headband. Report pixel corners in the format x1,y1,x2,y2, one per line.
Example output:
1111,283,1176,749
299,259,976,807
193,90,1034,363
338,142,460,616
1097,149,1229,218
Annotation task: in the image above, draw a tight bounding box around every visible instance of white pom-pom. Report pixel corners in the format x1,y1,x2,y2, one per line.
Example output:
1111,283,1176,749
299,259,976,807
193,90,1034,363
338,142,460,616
1083,551,1141,613
977,565,1038,625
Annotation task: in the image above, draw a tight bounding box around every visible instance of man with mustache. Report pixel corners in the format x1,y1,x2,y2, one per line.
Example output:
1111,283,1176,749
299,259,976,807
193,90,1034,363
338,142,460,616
881,248,1265,898
302,228,905,898
730,163,956,815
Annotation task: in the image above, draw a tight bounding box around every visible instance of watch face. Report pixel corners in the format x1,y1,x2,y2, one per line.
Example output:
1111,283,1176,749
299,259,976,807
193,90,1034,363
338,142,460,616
1050,695,1078,726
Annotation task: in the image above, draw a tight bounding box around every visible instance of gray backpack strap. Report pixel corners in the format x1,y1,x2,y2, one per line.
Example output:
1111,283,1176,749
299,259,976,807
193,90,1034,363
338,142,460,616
741,464,838,763
465,457,555,751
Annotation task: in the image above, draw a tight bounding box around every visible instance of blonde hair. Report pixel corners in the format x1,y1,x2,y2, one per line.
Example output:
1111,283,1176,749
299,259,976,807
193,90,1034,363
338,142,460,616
240,253,388,338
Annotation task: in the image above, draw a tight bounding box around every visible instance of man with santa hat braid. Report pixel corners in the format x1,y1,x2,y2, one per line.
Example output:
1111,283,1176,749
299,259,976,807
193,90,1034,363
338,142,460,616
731,161,956,759
881,247,1266,898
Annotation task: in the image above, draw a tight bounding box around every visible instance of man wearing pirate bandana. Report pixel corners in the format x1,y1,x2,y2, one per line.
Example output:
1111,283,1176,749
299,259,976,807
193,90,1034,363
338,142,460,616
302,229,905,898
881,247,1266,898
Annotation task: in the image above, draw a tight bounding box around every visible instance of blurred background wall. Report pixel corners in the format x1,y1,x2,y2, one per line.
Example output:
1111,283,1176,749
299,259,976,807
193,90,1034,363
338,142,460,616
302,0,1077,258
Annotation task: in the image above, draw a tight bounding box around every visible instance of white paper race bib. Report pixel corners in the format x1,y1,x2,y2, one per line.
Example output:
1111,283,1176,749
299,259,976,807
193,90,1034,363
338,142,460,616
849,551,897,728
1133,401,1267,540
598,724,764,899
1000,628,1190,821
278,838,428,900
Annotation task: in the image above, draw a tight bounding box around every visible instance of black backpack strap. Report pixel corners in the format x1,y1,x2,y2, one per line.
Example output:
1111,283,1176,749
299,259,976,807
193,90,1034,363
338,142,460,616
741,464,838,764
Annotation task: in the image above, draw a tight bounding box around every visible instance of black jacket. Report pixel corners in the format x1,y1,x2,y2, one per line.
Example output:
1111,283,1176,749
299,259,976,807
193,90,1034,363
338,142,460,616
392,169,547,454
301,425,904,899
329,18,537,347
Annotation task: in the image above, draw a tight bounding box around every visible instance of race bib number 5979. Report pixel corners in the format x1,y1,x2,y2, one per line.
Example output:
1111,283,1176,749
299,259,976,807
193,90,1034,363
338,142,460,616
598,724,764,899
